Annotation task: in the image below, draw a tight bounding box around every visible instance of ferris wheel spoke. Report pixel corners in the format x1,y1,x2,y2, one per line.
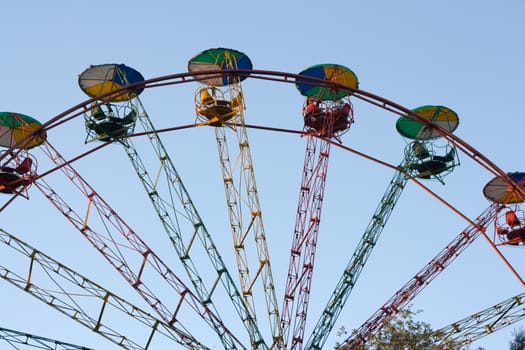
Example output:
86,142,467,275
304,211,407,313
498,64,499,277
0,326,93,350
337,203,499,349
305,166,410,350
0,228,209,350
212,119,283,345
281,135,330,350
435,289,525,346
280,64,359,350
427,172,525,345
189,48,282,347
32,140,245,350
211,123,281,340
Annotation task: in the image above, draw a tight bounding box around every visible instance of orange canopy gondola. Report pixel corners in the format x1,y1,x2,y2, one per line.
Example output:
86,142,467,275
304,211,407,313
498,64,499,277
483,172,525,204
188,47,252,87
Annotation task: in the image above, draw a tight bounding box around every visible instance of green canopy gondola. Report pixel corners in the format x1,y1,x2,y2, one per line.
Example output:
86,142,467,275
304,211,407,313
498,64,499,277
396,105,459,140
0,112,46,149
188,48,252,86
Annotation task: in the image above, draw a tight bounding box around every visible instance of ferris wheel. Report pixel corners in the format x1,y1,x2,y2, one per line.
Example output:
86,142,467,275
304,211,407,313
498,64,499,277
1,47,525,350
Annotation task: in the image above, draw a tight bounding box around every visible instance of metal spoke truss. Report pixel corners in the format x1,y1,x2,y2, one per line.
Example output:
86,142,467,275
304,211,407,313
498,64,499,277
0,228,207,350
193,78,280,346
337,203,499,349
436,290,525,346
306,163,410,349
0,326,92,350
281,98,354,350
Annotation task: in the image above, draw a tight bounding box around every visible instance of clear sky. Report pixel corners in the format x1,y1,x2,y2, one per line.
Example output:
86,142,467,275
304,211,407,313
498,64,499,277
1,1,524,349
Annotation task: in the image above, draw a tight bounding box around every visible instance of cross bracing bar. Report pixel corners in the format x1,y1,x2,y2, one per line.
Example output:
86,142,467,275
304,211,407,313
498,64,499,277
0,228,208,350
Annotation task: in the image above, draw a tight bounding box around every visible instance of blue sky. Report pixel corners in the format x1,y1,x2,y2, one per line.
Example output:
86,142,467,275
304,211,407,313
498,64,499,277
1,1,524,349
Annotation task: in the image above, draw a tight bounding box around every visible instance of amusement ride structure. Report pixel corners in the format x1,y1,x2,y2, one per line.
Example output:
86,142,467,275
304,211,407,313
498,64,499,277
1,48,525,350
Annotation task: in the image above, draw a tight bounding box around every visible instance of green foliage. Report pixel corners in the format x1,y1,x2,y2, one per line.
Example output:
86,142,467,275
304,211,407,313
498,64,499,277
510,327,525,350
336,306,485,350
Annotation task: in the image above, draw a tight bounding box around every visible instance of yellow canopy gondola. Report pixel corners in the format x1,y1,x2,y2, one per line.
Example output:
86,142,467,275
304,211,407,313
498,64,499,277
0,112,46,149
396,105,459,140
